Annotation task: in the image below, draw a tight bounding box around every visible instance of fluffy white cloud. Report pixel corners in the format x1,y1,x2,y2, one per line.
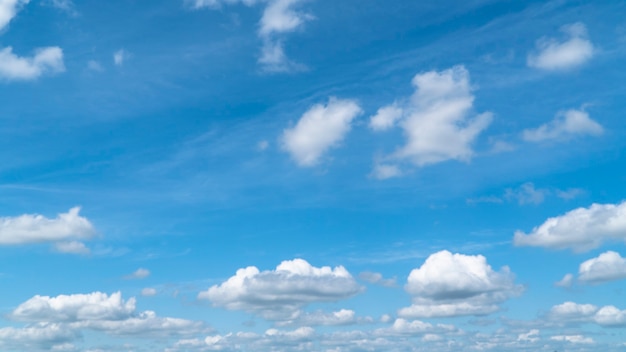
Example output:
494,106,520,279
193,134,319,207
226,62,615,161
11,292,136,322
141,288,157,297
282,98,362,167
528,22,594,70
517,329,539,343
369,104,404,131
398,251,521,318
548,301,626,327
124,268,151,280
0,46,65,81
0,0,28,31
198,258,362,320
276,309,373,327
0,323,78,351
374,318,457,337
372,66,492,171
522,109,603,142
578,251,626,283
514,201,626,252
0,207,95,246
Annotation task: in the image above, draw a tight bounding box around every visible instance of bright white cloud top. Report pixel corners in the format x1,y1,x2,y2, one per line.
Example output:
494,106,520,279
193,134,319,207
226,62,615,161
399,250,521,318
0,46,64,80
527,22,594,70
0,207,95,246
578,251,626,284
514,201,626,252
282,98,362,167
548,301,626,327
198,258,362,319
523,108,603,142
371,66,492,170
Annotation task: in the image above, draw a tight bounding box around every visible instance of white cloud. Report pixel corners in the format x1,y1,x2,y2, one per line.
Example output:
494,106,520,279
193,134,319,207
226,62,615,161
528,22,594,71
48,0,77,15
0,0,28,31
189,0,259,10
11,292,136,322
369,104,404,131
141,288,157,297
0,323,78,351
517,329,539,343
373,66,492,172
198,258,362,320
374,318,457,337
578,251,626,284
281,97,362,167
113,49,128,66
522,109,603,142
124,268,151,280
275,309,371,327
513,201,626,252
0,207,95,245
504,182,547,205
54,241,90,255
554,273,574,288
398,250,521,318
550,335,594,344
548,301,626,327
0,46,65,81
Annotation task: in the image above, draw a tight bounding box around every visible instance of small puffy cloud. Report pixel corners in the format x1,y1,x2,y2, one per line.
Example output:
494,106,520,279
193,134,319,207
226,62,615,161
124,268,151,280
398,250,521,318
369,103,403,131
0,207,95,246
528,22,594,71
522,109,603,142
198,258,362,320
358,271,396,287
0,0,28,31
0,46,65,81
372,66,492,173
548,301,626,327
54,241,90,255
578,251,626,284
281,97,362,167
550,335,594,344
141,288,157,297
11,292,136,322
275,309,371,327
517,329,539,343
374,318,457,337
555,273,574,288
0,323,79,351
113,49,128,66
513,201,626,252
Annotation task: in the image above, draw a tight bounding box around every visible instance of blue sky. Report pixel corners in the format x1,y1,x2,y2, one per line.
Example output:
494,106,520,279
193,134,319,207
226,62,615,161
1,0,626,350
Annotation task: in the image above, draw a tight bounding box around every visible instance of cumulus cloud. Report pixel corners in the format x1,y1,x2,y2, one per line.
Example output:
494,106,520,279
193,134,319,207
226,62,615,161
11,292,136,322
9,291,205,344
275,309,372,327
371,66,492,172
0,323,79,351
528,22,594,70
522,109,603,142
398,250,521,318
0,0,28,31
0,207,95,246
548,301,626,327
198,258,362,320
513,201,626,252
0,46,65,81
124,268,151,280
550,334,594,344
281,97,362,167
374,318,457,337
578,251,626,284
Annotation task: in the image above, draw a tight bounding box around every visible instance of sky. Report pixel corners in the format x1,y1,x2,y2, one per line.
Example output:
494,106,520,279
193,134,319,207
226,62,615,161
0,0,626,351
